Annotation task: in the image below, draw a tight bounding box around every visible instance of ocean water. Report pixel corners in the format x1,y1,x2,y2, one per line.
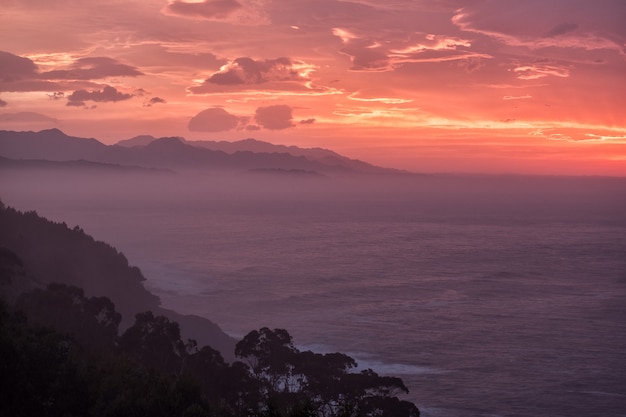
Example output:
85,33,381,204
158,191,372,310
2,173,626,416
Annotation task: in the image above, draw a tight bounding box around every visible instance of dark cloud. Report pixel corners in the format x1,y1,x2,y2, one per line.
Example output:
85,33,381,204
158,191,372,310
163,0,242,20
544,23,579,38
188,107,246,132
299,118,315,125
0,98,7,107
208,57,305,85
0,51,38,81
0,52,144,93
0,111,58,123
41,57,142,80
144,97,167,107
48,92,65,100
66,100,87,107
254,105,295,130
188,56,327,94
246,125,261,131
66,85,134,106
339,42,391,71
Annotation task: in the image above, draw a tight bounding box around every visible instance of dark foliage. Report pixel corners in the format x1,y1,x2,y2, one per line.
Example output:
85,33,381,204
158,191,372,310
0,203,235,354
0,203,420,416
1,286,420,417
16,283,121,356
0,204,160,322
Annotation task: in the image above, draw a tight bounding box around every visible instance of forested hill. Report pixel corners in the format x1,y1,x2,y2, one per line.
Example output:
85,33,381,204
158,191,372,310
0,200,235,355
0,201,421,416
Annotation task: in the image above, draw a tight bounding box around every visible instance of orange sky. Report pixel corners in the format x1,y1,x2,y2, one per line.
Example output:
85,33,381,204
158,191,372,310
1,0,625,175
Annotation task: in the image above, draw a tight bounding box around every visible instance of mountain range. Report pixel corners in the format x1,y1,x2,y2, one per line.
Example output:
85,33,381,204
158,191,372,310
0,128,404,175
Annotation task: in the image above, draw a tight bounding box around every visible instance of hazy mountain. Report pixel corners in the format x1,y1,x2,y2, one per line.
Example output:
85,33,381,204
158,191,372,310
118,135,404,175
0,128,401,174
116,134,158,147
0,155,170,174
0,128,105,160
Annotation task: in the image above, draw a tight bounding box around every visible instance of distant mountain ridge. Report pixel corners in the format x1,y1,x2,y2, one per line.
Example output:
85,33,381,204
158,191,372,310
0,128,403,175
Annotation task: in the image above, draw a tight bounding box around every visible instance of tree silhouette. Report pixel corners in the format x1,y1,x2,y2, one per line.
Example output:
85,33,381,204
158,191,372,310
16,283,121,356
118,311,189,375
236,327,420,417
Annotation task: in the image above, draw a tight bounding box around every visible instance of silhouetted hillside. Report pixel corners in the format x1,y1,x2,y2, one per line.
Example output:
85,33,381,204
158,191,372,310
0,203,235,355
0,155,171,173
0,128,107,160
116,134,158,147
118,134,405,175
0,203,421,416
0,128,402,174
1,292,420,417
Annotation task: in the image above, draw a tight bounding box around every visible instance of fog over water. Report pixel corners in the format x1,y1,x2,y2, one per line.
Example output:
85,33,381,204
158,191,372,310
2,169,625,416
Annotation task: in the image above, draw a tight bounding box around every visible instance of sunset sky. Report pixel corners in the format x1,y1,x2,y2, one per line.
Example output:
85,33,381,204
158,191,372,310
1,0,625,175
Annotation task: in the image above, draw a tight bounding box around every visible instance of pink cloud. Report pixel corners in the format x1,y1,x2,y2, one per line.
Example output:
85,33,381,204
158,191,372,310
188,107,247,132
513,64,570,80
144,97,167,107
452,1,626,54
163,0,242,20
333,29,392,71
66,85,134,107
189,57,316,93
503,95,532,100
254,105,295,130
0,98,7,107
161,0,269,25
333,29,489,72
41,57,143,80
0,52,143,93
209,57,305,85
0,51,38,81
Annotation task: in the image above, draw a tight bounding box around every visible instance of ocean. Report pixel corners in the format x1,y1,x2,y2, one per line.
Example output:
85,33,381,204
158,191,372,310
2,172,625,416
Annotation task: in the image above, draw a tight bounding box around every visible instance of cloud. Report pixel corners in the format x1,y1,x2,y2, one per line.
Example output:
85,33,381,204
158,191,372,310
503,95,532,100
47,92,65,100
163,0,242,20
162,0,269,25
0,111,58,123
254,104,295,130
333,29,487,72
0,51,39,81
188,107,247,131
41,57,143,80
0,98,7,107
186,57,338,96
452,2,625,53
530,128,626,142
348,92,413,104
212,57,308,85
66,85,134,106
246,124,261,131
0,52,56,92
513,64,570,80
333,29,391,71
299,118,315,125
144,96,167,107
544,23,579,38
188,57,319,94
0,52,144,93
